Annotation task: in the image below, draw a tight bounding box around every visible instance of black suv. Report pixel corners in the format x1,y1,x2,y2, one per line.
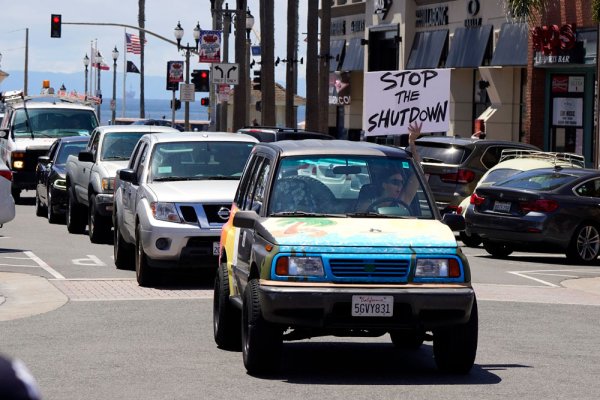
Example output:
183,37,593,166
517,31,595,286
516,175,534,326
237,126,332,142
413,136,539,213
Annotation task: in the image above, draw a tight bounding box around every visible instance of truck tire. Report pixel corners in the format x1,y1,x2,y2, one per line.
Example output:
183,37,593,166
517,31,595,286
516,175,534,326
135,224,154,286
11,188,21,204
35,191,46,217
88,194,111,243
242,278,282,375
66,189,86,234
113,214,134,270
213,261,241,350
433,298,478,374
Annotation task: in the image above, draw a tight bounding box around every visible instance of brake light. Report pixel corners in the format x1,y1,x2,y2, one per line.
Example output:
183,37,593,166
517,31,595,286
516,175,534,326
519,199,559,213
0,170,12,181
470,193,485,206
440,169,475,184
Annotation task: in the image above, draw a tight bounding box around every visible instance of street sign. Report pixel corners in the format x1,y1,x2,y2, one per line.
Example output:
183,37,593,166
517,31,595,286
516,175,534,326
180,83,196,102
211,63,239,85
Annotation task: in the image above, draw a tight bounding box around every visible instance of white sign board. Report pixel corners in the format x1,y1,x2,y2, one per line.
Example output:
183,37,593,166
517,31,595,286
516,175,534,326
212,63,239,85
363,69,450,136
552,97,583,126
180,83,196,102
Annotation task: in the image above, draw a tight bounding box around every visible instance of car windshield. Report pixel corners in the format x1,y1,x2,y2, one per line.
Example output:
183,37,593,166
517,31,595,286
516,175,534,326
56,142,88,164
12,108,97,138
495,169,579,191
101,132,146,161
414,142,470,164
268,155,434,218
479,168,522,186
149,141,255,181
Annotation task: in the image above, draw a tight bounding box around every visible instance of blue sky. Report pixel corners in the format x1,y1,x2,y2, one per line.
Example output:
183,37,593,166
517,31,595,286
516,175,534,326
0,0,309,97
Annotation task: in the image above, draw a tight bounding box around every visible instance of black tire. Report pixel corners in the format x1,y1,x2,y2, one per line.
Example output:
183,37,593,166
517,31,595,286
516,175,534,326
483,240,513,258
135,224,154,286
566,223,600,264
11,188,21,204
47,189,60,224
113,216,134,270
242,279,282,375
35,191,46,217
66,189,86,234
459,231,482,248
88,194,111,243
389,329,425,349
213,261,242,350
433,298,478,374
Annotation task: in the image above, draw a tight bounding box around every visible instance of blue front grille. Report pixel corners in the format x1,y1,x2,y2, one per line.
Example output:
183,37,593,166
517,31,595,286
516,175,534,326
329,258,409,278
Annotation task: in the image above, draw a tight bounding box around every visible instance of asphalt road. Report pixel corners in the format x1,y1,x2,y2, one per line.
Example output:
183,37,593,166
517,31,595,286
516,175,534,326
2,194,600,400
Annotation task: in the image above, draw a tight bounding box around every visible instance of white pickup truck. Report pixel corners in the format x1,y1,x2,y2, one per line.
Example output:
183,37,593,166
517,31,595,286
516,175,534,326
65,125,178,243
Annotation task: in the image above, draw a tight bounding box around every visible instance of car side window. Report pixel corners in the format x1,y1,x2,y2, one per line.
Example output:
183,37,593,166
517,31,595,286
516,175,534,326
480,146,503,169
240,157,266,211
575,179,600,198
248,160,271,213
48,141,59,161
89,130,100,156
235,156,259,208
128,141,144,169
135,144,149,183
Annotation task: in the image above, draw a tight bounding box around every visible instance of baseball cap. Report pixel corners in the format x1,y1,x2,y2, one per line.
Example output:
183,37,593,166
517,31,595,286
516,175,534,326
0,355,42,400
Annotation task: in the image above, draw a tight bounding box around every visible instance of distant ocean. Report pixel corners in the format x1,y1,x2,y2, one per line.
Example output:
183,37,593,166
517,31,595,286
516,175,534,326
97,98,305,126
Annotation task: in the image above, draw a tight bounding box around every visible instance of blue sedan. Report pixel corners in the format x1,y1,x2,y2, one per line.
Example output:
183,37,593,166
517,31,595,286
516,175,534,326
465,167,600,263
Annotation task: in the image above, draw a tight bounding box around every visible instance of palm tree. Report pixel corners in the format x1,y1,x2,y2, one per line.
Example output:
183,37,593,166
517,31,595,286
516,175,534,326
138,0,145,118
260,0,275,126
305,0,319,131
503,0,548,21
285,0,299,127
317,0,331,134
233,0,248,131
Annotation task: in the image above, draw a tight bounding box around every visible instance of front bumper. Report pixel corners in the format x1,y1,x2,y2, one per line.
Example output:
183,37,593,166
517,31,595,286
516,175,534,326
138,219,222,269
258,282,475,330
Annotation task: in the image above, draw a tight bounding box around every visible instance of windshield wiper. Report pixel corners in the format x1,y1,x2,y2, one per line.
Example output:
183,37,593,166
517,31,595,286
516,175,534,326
421,157,445,163
152,176,193,181
346,212,414,219
270,211,346,217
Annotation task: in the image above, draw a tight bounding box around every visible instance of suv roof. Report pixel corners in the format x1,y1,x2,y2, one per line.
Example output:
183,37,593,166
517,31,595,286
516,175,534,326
237,126,332,142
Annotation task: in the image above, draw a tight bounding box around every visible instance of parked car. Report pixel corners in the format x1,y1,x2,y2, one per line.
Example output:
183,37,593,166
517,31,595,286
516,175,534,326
113,131,258,286
456,150,586,247
214,139,477,375
65,125,179,243
34,136,89,223
236,126,333,142
0,162,16,227
412,136,539,213
465,167,600,263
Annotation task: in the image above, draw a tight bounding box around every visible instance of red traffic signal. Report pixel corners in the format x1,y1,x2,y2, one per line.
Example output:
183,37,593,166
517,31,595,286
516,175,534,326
50,14,62,38
191,69,210,92
200,97,210,106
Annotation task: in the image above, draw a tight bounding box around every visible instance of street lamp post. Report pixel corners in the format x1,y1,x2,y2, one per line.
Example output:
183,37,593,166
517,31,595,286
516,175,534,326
173,21,201,131
96,51,103,123
111,46,119,125
246,9,255,127
83,54,90,98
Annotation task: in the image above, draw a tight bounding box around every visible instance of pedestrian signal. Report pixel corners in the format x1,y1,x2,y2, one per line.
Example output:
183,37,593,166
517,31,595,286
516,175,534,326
200,97,210,106
50,14,62,38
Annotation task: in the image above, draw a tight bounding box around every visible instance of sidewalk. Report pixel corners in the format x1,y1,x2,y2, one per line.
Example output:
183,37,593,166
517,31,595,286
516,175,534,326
0,272,67,321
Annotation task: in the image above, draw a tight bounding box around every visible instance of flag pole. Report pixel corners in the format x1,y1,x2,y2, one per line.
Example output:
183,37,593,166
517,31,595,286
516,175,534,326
122,28,127,118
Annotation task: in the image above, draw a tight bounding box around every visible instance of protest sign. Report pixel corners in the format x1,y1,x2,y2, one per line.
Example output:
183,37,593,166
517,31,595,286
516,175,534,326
362,69,450,136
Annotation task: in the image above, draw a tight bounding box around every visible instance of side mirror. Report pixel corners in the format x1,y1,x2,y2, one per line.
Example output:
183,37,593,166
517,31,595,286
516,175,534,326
232,210,258,229
442,213,466,232
37,155,51,164
0,127,8,139
118,168,138,185
78,151,94,163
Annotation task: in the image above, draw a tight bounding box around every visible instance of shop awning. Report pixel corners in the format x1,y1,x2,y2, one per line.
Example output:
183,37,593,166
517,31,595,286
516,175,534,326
445,25,493,68
406,29,448,69
329,39,346,72
340,37,364,71
491,22,528,66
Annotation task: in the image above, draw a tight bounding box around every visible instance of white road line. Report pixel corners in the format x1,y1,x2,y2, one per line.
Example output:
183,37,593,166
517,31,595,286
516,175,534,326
24,251,65,280
507,271,559,287
0,264,40,268
528,273,580,278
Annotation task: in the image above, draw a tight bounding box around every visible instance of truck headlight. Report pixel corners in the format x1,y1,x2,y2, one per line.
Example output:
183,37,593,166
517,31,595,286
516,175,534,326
275,256,324,276
415,258,460,278
151,202,181,223
101,177,115,192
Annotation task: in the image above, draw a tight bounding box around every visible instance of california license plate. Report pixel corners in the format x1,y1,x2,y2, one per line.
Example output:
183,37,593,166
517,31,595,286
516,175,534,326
493,201,512,213
213,242,220,256
351,295,393,317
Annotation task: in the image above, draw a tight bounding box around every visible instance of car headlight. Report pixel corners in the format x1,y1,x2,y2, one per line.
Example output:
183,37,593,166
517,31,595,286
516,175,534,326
52,178,67,190
101,177,115,192
415,258,460,278
150,202,181,223
276,256,324,276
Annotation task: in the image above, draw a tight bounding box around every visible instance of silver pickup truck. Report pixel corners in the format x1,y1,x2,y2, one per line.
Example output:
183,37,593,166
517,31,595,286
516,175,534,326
65,125,178,243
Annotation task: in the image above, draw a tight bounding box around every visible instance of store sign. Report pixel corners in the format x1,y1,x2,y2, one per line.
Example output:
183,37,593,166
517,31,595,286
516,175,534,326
363,69,450,136
465,0,482,27
533,24,584,65
374,0,392,19
552,97,583,126
415,6,448,27
329,72,351,105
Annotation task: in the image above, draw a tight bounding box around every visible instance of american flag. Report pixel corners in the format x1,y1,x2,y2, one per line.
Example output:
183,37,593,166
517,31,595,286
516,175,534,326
125,33,145,54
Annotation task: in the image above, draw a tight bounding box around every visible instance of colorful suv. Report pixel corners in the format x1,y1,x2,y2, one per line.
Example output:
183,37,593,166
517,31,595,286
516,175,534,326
214,139,478,375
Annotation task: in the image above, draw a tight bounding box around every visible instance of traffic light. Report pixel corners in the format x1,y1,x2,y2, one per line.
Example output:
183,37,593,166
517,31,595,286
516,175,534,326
50,14,62,38
191,69,210,92
200,97,210,106
252,69,262,91
170,99,181,110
